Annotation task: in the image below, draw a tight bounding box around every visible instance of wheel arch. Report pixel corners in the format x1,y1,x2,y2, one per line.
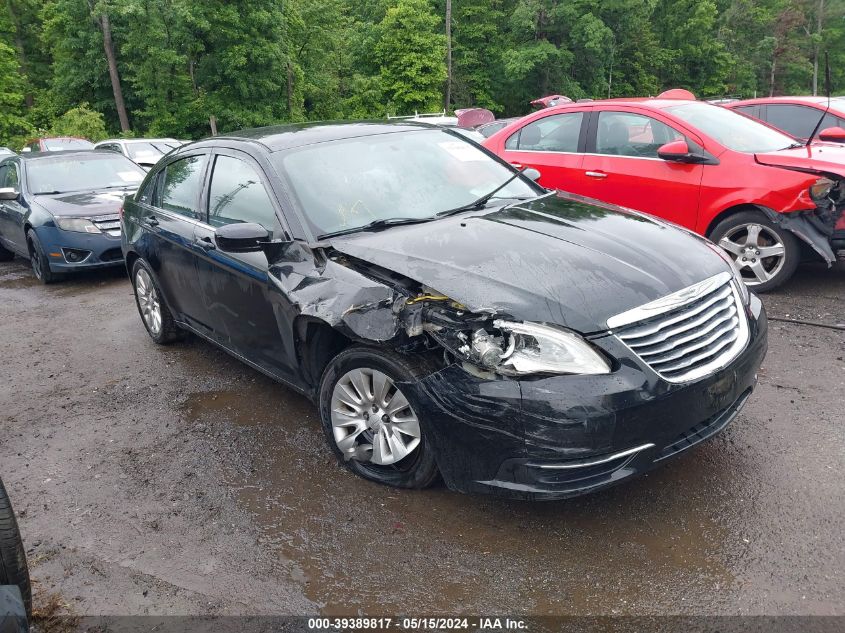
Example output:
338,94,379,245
704,203,766,239
294,316,352,398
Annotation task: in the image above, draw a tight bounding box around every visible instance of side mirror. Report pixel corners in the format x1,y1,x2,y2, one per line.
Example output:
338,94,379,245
0,187,19,201
657,140,717,165
818,126,845,143
215,222,271,253
522,167,541,182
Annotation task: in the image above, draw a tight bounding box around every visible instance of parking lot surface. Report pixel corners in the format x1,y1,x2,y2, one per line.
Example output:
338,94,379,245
0,258,842,617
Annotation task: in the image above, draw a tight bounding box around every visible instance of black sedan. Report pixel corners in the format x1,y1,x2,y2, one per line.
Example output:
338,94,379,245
0,151,146,283
121,122,767,500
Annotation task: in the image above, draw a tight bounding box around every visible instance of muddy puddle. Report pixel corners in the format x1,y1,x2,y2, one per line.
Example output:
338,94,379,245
181,383,736,615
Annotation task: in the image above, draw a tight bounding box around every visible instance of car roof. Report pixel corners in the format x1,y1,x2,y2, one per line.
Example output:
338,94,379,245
97,138,179,144
727,96,845,107
200,121,437,152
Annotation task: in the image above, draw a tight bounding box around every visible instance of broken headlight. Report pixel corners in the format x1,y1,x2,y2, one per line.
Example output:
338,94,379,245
475,321,610,376
809,177,835,202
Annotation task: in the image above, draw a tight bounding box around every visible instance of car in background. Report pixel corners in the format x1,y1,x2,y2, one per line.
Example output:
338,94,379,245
0,148,15,159
477,117,519,138
483,97,845,291
94,138,181,170
122,121,766,500
21,137,94,153
724,96,845,143
0,151,146,283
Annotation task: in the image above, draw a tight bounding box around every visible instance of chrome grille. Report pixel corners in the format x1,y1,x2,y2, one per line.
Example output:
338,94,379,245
92,214,121,237
608,272,749,383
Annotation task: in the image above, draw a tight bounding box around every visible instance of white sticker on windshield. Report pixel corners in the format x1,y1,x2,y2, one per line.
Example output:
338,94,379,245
118,171,143,182
438,141,484,162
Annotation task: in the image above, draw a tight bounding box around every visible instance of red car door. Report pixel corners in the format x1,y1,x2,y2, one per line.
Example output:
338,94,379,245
579,108,703,229
493,110,588,192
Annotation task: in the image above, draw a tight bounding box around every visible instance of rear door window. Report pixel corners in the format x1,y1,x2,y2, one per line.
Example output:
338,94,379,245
157,155,207,219
505,112,584,152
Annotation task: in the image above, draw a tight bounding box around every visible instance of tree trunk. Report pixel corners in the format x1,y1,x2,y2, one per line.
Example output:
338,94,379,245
209,115,218,136
98,11,131,132
444,0,452,110
287,62,294,118
769,57,777,97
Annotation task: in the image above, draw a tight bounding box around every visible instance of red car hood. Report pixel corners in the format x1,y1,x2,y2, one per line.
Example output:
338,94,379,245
755,143,845,177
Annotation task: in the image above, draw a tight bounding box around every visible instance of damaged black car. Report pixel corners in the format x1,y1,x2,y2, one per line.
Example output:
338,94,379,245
121,122,768,500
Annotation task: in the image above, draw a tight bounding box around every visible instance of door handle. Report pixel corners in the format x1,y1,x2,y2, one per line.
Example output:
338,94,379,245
510,162,523,170
585,171,608,179
196,236,216,251
143,215,159,227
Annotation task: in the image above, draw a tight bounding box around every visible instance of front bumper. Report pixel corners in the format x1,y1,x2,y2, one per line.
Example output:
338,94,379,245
36,226,124,272
405,294,768,500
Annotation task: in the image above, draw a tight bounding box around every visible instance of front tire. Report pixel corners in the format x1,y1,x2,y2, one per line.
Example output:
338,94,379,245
131,259,183,344
318,346,440,489
710,210,800,293
26,229,61,284
0,477,31,618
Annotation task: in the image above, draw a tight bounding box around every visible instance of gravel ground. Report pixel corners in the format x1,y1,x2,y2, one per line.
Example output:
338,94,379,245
0,257,842,619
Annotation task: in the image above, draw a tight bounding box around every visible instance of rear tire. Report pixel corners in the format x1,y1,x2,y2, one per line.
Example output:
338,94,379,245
0,477,31,618
318,346,440,490
710,210,800,293
131,258,183,344
26,229,61,284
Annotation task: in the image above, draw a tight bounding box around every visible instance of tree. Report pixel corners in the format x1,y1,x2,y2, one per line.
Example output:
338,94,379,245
376,0,447,115
0,41,33,147
48,103,108,141
86,0,130,131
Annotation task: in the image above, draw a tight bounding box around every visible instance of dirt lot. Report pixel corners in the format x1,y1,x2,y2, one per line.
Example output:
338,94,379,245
0,257,843,618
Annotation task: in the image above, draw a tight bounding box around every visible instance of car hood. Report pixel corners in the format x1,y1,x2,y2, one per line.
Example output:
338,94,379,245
327,193,728,333
32,188,136,217
755,144,845,177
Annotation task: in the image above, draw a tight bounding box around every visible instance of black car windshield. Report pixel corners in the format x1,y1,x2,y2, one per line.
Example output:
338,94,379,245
127,141,178,162
27,154,146,194
41,138,95,151
276,128,538,237
665,102,796,153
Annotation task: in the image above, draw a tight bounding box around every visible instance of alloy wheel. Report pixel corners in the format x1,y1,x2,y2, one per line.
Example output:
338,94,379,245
135,268,162,335
29,248,42,280
718,223,786,286
330,368,421,466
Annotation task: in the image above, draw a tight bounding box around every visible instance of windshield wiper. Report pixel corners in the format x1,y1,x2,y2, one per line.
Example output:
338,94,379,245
781,142,806,150
317,216,434,240
436,171,526,218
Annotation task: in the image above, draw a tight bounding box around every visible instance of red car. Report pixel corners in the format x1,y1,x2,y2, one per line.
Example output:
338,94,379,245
483,97,845,291
725,96,845,144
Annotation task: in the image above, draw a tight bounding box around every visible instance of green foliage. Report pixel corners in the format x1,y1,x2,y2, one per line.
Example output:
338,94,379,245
377,0,446,114
49,103,108,141
0,41,33,147
0,0,843,145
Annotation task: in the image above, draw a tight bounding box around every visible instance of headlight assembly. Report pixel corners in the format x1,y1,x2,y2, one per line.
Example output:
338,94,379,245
54,217,102,234
809,177,834,202
487,320,611,376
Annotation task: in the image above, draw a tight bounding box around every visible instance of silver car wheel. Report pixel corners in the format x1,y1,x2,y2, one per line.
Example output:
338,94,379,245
718,223,786,286
135,268,162,335
330,367,421,466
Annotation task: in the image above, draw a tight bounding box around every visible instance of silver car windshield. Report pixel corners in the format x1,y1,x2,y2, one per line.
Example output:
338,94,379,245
277,129,536,237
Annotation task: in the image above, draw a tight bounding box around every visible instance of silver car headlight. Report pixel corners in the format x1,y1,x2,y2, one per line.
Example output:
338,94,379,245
491,320,611,376
54,217,102,234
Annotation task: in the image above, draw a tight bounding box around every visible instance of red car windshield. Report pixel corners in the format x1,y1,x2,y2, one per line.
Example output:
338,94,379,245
665,103,795,153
